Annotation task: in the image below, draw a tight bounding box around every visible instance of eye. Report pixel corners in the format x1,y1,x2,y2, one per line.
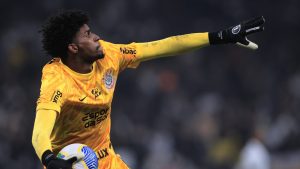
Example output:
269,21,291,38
85,30,91,37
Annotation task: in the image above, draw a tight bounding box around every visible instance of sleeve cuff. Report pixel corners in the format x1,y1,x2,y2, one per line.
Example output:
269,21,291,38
36,103,61,113
208,31,225,45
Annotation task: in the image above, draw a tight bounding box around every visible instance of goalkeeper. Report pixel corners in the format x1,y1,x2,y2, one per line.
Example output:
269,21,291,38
32,10,265,169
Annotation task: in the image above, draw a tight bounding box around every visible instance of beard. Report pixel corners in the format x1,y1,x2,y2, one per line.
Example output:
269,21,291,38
96,52,104,59
80,45,105,64
84,54,103,64
95,45,104,59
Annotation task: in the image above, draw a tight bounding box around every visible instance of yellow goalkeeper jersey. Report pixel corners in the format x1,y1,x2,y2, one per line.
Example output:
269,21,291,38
34,33,209,160
36,40,140,154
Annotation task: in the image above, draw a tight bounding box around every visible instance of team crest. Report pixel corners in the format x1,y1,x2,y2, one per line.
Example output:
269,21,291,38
91,87,101,99
103,69,115,89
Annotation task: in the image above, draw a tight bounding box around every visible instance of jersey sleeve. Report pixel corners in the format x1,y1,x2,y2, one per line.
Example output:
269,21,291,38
32,109,57,160
100,40,141,72
36,63,66,113
135,33,209,61
99,33,209,71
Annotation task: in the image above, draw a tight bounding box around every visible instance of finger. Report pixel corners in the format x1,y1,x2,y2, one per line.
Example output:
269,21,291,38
236,39,258,50
243,16,265,30
245,26,264,35
66,157,78,164
237,37,249,45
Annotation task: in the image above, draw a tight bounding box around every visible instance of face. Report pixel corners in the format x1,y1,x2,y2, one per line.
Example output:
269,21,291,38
71,24,104,62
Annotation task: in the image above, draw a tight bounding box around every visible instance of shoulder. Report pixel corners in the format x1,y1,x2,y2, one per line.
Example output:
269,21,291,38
99,40,120,54
41,58,64,80
42,58,61,72
100,40,136,55
98,40,121,64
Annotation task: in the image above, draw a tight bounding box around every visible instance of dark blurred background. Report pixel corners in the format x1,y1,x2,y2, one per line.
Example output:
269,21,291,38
0,0,300,168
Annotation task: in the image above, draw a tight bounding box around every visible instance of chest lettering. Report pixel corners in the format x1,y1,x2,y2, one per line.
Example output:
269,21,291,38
81,108,109,128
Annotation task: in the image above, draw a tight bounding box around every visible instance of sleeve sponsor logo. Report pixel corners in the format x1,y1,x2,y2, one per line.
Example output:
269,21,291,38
120,47,136,55
51,90,62,103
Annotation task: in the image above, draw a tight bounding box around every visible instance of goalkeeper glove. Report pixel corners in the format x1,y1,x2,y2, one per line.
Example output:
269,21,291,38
42,150,78,169
209,16,265,50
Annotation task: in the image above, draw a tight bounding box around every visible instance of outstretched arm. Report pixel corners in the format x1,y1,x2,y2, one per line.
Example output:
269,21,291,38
135,33,209,62
134,16,265,62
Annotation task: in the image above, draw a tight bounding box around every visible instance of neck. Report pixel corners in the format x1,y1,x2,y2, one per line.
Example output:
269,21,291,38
62,55,94,74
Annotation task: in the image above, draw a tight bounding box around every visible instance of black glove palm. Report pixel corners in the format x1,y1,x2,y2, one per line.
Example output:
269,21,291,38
42,150,77,169
209,16,265,50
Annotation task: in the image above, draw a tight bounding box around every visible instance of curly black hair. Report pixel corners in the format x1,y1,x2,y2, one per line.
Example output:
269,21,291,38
40,10,89,58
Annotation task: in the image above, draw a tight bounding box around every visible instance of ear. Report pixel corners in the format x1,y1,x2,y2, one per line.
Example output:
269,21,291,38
68,43,79,54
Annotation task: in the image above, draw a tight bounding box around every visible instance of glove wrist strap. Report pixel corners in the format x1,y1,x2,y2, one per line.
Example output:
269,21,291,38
42,150,55,167
209,31,228,45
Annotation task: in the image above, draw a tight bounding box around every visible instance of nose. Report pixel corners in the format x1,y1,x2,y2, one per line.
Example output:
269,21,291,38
93,33,100,42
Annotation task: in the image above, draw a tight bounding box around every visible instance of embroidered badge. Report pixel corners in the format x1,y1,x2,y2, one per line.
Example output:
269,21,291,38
103,69,115,89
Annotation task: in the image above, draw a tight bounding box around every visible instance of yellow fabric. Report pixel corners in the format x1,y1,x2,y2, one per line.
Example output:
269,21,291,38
95,142,129,169
32,109,57,160
106,32,209,66
35,41,138,158
34,33,209,168
135,32,209,61
100,153,129,169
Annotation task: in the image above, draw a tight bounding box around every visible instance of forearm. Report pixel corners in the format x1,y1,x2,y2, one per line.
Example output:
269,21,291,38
135,32,209,62
32,109,57,160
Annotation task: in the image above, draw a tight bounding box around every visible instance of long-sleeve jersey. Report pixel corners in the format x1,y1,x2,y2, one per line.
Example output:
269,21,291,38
32,32,209,159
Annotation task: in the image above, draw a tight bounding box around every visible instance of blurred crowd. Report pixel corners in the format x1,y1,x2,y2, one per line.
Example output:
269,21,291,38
0,0,300,168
